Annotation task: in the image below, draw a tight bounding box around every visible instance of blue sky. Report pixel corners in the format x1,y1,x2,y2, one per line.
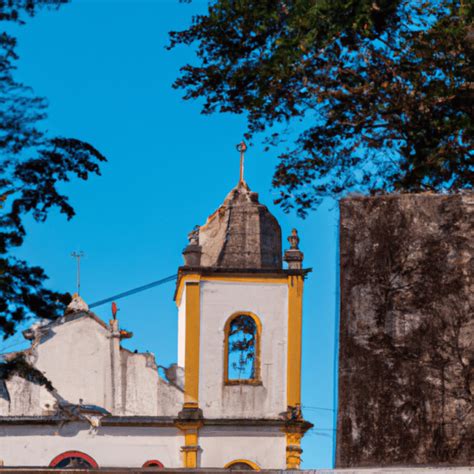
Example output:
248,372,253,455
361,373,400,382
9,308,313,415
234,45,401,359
4,1,339,468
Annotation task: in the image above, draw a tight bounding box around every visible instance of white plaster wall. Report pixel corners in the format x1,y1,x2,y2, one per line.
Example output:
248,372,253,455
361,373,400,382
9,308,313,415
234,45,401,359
122,350,159,416
122,350,182,416
1,375,55,416
0,423,182,468
199,425,286,469
199,281,288,418
35,317,113,411
0,313,183,418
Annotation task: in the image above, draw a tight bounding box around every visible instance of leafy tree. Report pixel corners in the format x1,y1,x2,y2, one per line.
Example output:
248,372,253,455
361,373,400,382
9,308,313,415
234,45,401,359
0,1,106,339
169,0,473,216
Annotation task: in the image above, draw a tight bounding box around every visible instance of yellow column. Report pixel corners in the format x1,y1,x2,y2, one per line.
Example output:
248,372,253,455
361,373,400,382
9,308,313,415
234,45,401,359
286,431,303,469
286,274,305,469
287,274,303,408
184,281,200,407
176,421,202,468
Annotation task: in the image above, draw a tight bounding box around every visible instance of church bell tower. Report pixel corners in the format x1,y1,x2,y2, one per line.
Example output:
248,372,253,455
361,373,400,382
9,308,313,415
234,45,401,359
174,143,312,470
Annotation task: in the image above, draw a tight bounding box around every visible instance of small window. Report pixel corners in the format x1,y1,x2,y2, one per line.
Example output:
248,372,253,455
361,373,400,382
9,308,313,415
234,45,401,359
49,451,98,468
225,313,261,383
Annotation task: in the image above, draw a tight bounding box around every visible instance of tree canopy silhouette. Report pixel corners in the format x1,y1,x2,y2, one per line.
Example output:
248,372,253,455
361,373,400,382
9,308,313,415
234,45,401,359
1,1,106,339
169,0,473,216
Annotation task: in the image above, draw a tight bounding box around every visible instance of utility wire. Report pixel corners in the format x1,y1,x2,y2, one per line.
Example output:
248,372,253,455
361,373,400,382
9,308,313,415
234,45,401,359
89,274,177,309
1,274,178,355
302,405,335,412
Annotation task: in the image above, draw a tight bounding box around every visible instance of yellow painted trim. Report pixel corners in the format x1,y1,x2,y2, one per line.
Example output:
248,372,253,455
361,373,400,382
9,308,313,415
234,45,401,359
175,274,288,306
176,273,201,308
176,421,203,468
224,459,261,471
223,311,262,384
184,281,200,406
287,275,304,408
285,432,303,469
202,275,288,283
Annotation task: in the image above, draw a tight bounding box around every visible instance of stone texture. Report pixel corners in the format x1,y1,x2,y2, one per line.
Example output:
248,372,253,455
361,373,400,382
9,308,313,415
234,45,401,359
196,181,282,269
65,293,89,314
336,193,473,467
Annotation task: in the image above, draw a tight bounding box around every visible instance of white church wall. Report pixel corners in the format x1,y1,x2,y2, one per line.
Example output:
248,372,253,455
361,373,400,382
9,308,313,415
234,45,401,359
199,425,286,469
1,311,183,421
1,375,42,416
1,375,58,417
121,349,182,416
122,349,159,416
35,316,113,411
0,423,181,468
199,280,288,419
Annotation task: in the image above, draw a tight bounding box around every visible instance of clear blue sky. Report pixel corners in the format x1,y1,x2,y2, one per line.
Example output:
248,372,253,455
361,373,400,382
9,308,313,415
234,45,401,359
4,1,339,468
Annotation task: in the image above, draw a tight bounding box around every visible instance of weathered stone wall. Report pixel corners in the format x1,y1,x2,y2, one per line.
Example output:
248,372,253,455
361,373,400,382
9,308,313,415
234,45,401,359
336,193,473,467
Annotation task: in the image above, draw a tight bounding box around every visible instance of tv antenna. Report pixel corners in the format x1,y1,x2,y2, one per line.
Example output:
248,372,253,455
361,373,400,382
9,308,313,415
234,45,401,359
71,251,85,295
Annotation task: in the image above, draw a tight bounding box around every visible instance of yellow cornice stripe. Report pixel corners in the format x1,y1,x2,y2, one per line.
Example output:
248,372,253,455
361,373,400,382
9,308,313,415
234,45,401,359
175,273,289,307
287,275,304,409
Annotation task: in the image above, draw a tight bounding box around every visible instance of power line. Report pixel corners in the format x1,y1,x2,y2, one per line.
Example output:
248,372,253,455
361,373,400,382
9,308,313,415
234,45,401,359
89,274,177,309
302,405,335,412
1,274,178,354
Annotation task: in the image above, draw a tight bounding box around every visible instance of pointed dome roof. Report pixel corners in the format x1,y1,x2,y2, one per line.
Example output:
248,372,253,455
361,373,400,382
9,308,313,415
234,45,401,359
197,180,282,269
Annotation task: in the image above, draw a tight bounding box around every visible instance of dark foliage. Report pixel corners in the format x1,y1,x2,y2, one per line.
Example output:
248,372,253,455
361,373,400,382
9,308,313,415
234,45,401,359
0,352,54,392
0,1,106,339
169,0,473,216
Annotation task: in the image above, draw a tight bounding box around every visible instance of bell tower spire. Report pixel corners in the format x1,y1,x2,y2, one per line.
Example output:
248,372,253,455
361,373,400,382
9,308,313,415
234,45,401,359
176,142,312,470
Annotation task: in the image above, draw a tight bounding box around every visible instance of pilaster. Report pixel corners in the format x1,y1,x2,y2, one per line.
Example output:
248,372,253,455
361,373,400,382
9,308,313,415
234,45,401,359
284,418,313,469
184,281,201,407
287,274,304,409
175,407,203,468
109,319,123,414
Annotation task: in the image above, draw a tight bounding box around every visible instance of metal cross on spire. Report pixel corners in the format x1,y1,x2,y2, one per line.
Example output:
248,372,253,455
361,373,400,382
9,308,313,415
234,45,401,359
236,140,247,183
71,251,85,295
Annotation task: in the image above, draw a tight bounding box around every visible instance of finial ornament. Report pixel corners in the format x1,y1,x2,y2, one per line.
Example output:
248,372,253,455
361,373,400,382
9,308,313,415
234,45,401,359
236,140,247,183
288,228,300,250
183,225,202,266
187,225,200,245
65,292,89,314
284,229,303,269
112,302,118,320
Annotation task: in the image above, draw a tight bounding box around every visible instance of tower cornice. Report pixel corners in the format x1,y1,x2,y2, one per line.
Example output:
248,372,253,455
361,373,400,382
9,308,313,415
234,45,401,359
173,266,312,305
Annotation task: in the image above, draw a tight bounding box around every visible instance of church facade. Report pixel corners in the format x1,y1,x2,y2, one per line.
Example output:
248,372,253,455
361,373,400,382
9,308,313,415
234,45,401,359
0,165,312,469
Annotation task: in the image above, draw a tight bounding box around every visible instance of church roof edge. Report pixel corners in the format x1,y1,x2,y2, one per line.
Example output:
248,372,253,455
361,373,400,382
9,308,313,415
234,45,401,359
173,266,312,301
